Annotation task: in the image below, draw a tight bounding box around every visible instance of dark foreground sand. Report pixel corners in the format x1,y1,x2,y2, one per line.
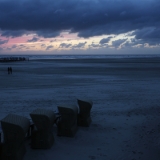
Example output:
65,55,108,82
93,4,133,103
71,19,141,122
0,57,160,160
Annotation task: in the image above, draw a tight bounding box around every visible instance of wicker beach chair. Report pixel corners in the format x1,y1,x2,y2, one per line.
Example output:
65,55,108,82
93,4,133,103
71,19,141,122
30,108,55,149
77,99,93,127
0,114,30,160
57,105,78,137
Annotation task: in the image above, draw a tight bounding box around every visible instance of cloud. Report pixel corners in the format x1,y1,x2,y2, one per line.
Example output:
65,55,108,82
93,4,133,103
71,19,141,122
0,0,159,44
99,37,113,44
59,43,72,48
36,30,60,38
1,30,27,38
27,37,39,42
6,47,11,51
131,27,160,45
89,43,100,48
122,35,160,48
46,45,53,50
112,39,128,48
17,44,27,49
0,39,8,45
134,27,160,39
11,45,17,49
120,11,127,17
73,42,87,48
41,44,46,48
50,39,56,42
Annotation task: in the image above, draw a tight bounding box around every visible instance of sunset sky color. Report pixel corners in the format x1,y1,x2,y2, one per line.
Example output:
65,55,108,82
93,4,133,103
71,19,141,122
0,0,160,55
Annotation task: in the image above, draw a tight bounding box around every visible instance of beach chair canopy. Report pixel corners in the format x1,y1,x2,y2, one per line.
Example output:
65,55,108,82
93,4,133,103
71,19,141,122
0,114,30,160
57,105,78,137
77,98,93,127
1,114,30,143
30,109,55,149
58,105,78,127
77,99,93,116
30,108,55,131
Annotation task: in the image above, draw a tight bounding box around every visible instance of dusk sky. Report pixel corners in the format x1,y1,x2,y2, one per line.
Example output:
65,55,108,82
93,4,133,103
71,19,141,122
0,0,160,55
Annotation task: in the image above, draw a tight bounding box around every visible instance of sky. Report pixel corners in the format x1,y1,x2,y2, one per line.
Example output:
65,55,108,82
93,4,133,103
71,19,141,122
0,0,160,55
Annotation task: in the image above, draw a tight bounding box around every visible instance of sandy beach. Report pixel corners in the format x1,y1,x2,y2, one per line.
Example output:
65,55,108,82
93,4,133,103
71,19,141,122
1,57,160,160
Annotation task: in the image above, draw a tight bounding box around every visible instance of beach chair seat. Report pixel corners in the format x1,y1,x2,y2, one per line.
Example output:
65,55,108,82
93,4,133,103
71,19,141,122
0,142,3,159
57,105,78,137
0,114,30,160
30,108,55,149
77,99,93,127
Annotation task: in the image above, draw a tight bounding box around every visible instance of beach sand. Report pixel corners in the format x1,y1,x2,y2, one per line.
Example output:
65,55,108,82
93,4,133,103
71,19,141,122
0,57,160,160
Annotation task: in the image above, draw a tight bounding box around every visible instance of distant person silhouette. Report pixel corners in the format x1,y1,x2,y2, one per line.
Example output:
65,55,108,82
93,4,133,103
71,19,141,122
8,67,12,74
10,67,12,74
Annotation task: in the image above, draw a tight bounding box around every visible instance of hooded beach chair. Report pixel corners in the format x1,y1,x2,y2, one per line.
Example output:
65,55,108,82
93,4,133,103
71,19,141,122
57,105,78,137
77,99,93,127
0,114,30,160
30,108,55,149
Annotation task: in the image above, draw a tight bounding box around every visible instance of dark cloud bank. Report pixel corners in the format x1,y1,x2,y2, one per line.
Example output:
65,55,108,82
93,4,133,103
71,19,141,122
0,0,160,45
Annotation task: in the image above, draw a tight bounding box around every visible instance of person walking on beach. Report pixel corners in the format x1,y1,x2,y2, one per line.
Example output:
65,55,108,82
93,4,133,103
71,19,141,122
7,67,12,74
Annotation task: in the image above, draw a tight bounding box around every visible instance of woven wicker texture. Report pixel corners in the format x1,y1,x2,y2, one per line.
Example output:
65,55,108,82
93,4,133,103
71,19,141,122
30,108,55,131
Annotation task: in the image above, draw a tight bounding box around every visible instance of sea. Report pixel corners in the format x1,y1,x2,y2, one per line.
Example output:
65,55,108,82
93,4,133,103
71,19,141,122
1,54,160,61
